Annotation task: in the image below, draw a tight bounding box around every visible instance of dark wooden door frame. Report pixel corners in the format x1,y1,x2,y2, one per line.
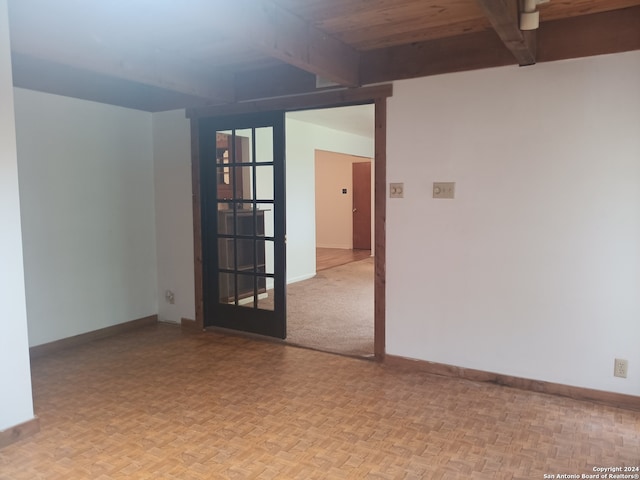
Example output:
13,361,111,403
187,84,391,359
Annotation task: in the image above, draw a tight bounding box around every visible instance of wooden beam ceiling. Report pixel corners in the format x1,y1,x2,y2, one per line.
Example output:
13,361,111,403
230,5,640,106
9,38,234,104
476,0,537,66
9,0,362,99
360,30,514,85
234,64,318,102
187,84,392,119
206,0,360,87
7,0,639,111
537,5,640,62
10,53,216,112
360,6,640,85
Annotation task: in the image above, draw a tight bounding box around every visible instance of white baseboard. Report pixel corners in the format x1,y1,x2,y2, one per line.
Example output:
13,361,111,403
287,273,316,284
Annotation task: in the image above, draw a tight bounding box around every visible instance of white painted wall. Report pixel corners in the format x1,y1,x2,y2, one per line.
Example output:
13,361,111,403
152,110,195,324
14,88,158,347
285,117,374,283
386,51,640,396
315,150,355,249
0,0,35,430
315,150,372,249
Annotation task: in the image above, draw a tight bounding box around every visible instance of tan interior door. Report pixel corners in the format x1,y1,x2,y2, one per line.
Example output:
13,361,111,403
352,161,371,250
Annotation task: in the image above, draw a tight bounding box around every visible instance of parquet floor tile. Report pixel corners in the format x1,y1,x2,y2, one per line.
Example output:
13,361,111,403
1,323,638,479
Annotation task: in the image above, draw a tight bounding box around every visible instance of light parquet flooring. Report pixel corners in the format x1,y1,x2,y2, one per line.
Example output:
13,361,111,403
1,324,639,479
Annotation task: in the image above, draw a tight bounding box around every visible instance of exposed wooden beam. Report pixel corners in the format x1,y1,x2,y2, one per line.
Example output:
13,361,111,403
360,6,640,85
206,0,360,87
476,0,537,65
537,5,640,62
360,30,515,85
234,64,318,102
11,53,217,112
187,84,392,119
10,37,234,103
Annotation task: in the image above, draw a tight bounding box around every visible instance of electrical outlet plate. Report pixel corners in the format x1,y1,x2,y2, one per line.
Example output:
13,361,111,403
389,183,404,198
614,358,628,378
165,290,175,305
433,182,455,199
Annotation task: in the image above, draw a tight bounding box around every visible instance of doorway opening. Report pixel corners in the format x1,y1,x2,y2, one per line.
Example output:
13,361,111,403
284,106,375,357
188,84,389,359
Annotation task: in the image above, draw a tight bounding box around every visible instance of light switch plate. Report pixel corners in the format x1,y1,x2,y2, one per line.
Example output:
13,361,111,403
433,182,455,199
389,183,404,198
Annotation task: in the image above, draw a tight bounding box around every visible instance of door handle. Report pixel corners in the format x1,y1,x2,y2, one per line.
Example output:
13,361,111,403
353,208,357,212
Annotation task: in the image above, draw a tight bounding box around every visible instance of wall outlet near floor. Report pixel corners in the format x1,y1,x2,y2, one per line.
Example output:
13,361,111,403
614,358,628,378
165,290,175,304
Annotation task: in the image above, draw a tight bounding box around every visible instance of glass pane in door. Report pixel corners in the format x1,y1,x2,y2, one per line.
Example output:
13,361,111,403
255,127,274,163
215,126,277,312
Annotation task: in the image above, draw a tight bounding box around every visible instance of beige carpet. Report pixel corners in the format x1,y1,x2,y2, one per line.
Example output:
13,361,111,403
284,257,374,357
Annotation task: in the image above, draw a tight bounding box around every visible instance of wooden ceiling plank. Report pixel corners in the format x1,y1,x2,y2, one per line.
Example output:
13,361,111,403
475,0,537,65
274,0,493,51
313,0,486,33
335,18,492,51
207,0,360,87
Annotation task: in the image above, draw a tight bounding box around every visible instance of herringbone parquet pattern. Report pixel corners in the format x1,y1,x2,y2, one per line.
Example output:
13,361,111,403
1,324,638,479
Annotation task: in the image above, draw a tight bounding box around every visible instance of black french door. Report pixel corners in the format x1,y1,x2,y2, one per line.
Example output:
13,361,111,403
199,111,286,338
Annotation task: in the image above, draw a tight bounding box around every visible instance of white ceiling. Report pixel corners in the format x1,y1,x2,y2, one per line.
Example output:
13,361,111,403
287,104,374,139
